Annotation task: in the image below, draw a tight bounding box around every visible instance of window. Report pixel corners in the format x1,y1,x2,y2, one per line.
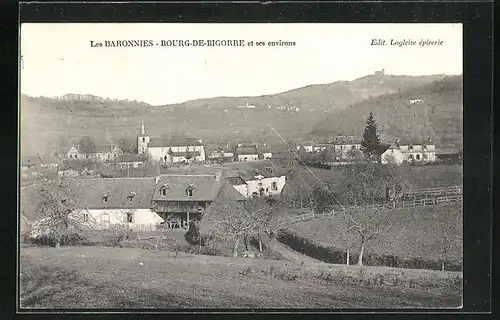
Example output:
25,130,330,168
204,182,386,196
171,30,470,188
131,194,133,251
102,195,108,203
161,188,167,196
423,154,428,159
75,155,78,159
83,213,89,222
416,154,421,160
409,145,413,150
259,188,265,196
86,155,89,159
271,182,278,191
351,145,356,150
142,137,145,143
126,212,134,223
187,189,194,197
409,154,414,160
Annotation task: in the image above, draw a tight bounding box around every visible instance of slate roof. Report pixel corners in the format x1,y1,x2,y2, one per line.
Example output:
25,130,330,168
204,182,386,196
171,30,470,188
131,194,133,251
332,136,361,145
218,182,246,201
148,137,204,148
152,175,223,202
171,151,201,157
73,177,157,209
224,160,285,181
235,145,258,155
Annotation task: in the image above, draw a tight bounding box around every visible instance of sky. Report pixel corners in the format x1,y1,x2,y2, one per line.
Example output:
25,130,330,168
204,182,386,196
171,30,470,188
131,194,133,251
20,23,462,105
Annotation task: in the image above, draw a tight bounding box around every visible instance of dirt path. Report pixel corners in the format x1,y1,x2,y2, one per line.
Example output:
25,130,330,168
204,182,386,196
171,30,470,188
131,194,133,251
268,238,326,265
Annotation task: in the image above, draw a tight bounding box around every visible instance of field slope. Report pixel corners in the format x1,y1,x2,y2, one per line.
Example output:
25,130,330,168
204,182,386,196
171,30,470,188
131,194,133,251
20,246,461,309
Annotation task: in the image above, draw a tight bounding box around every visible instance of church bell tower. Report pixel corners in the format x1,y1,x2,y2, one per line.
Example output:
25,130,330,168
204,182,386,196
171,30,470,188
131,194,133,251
137,121,150,155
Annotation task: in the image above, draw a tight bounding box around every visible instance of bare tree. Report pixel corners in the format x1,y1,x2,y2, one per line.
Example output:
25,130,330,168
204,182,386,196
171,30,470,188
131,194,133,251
31,175,91,249
336,160,409,265
200,196,282,257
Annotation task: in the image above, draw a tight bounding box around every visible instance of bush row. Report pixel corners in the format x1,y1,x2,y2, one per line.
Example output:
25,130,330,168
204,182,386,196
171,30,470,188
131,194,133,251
277,230,462,271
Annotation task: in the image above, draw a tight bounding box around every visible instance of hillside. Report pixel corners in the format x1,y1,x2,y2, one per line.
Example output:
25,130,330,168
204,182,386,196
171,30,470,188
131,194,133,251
20,74,447,156
312,75,463,145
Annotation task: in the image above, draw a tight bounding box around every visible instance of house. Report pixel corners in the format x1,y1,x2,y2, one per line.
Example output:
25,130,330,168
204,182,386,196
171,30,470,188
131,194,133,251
224,160,286,198
436,147,462,163
208,148,234,163
137,122,206,163
114,154,147,169
74,177,162,231
151,171,245,230
381,139,437,165
66,144,124,162
234,144,259,162
331,136,362,161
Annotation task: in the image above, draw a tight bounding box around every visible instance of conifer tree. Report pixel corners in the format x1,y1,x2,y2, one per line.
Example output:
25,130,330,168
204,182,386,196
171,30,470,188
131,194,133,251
360,111,389,162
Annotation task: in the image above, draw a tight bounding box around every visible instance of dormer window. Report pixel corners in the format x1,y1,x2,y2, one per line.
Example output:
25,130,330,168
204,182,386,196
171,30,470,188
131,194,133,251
160,183,170,196
186,183,196,197
409,144,413,150
127,191,136,202
265,166,273,173
102,194,108,203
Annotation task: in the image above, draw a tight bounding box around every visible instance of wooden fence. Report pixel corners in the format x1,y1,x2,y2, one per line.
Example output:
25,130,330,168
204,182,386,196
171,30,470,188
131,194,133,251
280,188,463,227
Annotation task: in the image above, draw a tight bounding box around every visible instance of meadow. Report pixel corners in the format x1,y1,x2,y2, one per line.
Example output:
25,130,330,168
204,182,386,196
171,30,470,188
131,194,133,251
285,203,463,270
20,246,462,309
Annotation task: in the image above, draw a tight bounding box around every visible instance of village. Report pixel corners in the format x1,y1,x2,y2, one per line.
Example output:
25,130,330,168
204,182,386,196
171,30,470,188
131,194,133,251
20,113,463,235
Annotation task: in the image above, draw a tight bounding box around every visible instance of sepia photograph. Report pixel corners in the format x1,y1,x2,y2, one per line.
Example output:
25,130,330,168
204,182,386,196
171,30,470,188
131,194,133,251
19,23,464,309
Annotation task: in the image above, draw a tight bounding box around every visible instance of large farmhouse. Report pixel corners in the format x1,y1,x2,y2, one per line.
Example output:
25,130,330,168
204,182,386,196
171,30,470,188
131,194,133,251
21,171,246,232
137,122,206,163
151,172,245,229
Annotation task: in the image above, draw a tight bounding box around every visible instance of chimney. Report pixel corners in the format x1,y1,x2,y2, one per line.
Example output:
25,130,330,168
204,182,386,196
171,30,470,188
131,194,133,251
141,121,145,135
395,139,400,147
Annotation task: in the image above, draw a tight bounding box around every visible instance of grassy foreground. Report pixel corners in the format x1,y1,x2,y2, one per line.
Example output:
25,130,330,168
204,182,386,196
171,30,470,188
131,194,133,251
20,246,462,309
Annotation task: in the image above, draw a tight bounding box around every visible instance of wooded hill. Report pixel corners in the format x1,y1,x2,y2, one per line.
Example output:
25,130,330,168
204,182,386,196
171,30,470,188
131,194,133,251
20,73,454,157
312,75,463,146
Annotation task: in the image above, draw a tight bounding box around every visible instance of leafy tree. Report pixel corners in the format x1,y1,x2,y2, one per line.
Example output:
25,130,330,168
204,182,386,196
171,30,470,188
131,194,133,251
30,176,91,249
78,136,96,154
118,137,137,154
360,112,389,162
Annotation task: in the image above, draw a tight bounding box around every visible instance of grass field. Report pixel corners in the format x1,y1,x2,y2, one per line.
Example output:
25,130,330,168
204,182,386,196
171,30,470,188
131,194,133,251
20,246,462,309
288,203,463,266
302,164,463,190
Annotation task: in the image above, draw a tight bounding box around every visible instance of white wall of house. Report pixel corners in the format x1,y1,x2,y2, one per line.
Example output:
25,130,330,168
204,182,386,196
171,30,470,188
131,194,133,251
147,145,206,162
233,176,286,198
381,149,404,165
237,154,259,162
262,152,272,159
83,208,163,231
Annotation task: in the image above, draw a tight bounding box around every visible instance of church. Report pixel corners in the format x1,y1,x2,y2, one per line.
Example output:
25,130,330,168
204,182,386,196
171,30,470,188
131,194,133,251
137,122,206,163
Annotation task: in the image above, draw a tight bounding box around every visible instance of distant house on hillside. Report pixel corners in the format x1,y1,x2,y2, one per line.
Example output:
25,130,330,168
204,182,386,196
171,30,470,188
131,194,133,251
375,68,385,75
381,139,437,165
66,144,123,162
137,122,206,163
208,148,234,163
224,160,286,199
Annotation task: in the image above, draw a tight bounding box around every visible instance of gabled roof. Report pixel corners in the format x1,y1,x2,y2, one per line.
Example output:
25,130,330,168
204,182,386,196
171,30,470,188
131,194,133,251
71,144,122,155
235,146,259,155
149,137,204,148
73,177,157,209
218,182,246,201
224,160,285,181
332,136,361,145
152,175,223,201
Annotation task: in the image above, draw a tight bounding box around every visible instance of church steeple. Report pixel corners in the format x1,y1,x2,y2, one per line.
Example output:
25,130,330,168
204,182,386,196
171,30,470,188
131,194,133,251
137,121,150,155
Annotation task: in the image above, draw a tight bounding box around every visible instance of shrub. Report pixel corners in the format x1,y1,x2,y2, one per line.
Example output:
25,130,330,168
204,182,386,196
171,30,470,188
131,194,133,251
278,229,463,271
